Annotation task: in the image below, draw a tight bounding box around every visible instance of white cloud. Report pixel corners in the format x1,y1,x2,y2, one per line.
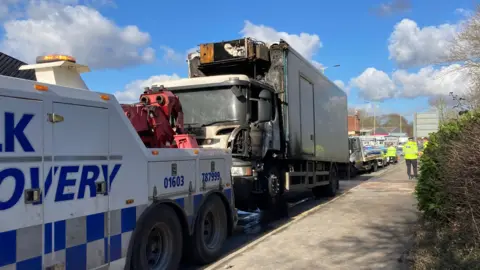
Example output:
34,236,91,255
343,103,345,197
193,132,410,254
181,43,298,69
113,74,181,103
333,79,349,95
162,21,327,72
0,0,155,69
311,60,325,71
159,46,198,64
348,102,389,119
350,68,397,100
388,18,459,67
240,20,326,70
455,8,473,17
160,46,184,63
350,64,470,101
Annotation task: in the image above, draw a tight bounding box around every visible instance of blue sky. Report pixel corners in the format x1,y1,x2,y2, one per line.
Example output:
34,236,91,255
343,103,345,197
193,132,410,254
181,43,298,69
0,0,475,120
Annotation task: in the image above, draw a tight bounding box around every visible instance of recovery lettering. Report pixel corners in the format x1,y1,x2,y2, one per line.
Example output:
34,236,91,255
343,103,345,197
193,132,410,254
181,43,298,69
0,164,122,211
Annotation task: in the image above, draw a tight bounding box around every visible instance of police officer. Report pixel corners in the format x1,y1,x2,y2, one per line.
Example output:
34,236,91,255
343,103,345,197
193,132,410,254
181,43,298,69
403,137,419,179
386,143,397,163
423,137,429,149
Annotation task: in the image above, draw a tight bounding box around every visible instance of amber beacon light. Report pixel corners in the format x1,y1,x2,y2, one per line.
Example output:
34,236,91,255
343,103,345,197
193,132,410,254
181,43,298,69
36,54,77,64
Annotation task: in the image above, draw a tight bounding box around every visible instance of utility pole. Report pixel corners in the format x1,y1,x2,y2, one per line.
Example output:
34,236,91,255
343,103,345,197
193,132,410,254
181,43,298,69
399,114,402,133
373,102,376,135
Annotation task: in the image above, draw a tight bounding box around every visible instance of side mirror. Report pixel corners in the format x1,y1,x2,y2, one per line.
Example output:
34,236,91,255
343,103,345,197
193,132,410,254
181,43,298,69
257,90,272,123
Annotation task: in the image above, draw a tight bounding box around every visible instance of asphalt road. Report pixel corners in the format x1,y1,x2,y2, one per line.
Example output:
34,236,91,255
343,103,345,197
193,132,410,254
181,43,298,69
181,163,400,270
205,161,416,270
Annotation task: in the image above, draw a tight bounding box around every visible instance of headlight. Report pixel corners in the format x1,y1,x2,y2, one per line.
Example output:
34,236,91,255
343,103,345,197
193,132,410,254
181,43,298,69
231,166,252,177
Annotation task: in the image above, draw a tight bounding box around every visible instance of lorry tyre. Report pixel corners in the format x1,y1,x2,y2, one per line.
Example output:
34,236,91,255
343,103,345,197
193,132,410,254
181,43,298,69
349,164,358,178
191,194,228,264
313,164,338,198
372,162,378,172
130,205,183,270
257,165,288,218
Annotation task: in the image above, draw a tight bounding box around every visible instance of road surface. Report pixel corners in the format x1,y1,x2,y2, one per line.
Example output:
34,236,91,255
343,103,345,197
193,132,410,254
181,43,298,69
201,162,417,270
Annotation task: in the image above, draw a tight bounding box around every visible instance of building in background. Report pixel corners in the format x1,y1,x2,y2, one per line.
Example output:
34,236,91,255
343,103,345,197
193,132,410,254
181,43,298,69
0,52,35,80
414,111,439,139
348,115,360,135
388,132,408,137
371,127,389,136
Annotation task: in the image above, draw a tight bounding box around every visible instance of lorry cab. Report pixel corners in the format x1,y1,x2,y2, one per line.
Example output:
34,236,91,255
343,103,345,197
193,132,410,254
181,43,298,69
156,75,281,210
155,74,279,156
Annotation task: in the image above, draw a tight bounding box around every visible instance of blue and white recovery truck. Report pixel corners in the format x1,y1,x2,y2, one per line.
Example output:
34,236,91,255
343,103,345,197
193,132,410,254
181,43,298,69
0,55,236,270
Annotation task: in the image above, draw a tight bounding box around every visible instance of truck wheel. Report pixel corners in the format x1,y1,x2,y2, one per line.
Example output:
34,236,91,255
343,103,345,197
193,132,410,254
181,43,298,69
257,166,288,218
313,164,338,198
372,162,378,172
191,195,228,264
349,164,358,178
130,205,183,270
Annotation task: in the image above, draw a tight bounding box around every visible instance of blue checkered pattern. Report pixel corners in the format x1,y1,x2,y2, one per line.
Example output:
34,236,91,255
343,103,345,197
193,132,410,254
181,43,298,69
0,188,233,270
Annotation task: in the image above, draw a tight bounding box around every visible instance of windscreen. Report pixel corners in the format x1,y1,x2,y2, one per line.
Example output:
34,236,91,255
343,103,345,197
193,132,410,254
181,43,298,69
174,87,246,126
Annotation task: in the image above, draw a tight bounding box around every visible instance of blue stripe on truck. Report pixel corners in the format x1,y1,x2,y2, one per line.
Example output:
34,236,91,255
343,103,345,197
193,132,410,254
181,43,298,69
0,205,144,269
0,189,231,269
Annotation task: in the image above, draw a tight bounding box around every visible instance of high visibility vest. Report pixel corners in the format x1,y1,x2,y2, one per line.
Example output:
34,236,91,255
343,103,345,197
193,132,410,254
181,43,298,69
423,141,428,149
403,141,418,160
387,146,397,157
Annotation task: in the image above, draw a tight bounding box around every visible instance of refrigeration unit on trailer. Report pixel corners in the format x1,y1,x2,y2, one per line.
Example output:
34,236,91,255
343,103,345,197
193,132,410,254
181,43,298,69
156,38,349,213
0,55,236,270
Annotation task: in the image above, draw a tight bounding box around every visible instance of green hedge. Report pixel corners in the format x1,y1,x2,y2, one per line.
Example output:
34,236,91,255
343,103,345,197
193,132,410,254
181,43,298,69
415,110,480,221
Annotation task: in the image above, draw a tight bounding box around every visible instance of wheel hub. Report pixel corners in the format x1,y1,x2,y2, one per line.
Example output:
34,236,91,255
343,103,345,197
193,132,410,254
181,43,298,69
268,173,280,197
202,210,221,249
203,212,214,245
146,224,171,269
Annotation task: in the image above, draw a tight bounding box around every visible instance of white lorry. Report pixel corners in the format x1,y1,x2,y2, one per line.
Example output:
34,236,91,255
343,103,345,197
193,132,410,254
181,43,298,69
158,38,348,213
348,136,381,175
0,55,236,270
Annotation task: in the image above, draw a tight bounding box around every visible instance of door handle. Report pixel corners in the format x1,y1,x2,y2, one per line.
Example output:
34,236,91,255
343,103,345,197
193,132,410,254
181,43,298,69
96,181,107,195
24,189,41,204
310,134,314,140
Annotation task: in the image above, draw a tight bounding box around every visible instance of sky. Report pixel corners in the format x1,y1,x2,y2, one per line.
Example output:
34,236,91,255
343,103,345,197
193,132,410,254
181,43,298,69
0,0,476,120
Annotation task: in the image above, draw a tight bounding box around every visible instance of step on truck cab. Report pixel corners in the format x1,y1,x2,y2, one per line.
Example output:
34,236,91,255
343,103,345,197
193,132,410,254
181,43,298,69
0,55,236,270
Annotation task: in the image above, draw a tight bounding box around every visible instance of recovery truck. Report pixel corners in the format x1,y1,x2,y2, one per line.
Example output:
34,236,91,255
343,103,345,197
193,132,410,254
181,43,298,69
154,38,349,212
0,55,236,270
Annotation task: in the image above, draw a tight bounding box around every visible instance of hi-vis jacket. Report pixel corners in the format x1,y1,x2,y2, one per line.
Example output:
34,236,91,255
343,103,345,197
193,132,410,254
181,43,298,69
387,146,397,157
403,141,419,160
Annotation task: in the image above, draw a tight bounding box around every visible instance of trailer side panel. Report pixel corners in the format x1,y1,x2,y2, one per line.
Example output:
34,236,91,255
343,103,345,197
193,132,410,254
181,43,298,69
285,48,349,163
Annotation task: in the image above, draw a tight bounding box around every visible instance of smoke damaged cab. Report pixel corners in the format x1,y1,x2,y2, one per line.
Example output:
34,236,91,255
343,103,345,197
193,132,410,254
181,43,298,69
153,37,348,212
155,75,280,207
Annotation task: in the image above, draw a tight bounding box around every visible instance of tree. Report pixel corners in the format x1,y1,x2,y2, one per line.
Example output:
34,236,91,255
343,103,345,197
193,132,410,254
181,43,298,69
348,107,414,135
448,6,480,109
429,96,458,124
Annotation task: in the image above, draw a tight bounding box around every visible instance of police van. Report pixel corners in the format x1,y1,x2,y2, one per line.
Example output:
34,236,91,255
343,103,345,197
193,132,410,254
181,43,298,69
0,55,236,270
